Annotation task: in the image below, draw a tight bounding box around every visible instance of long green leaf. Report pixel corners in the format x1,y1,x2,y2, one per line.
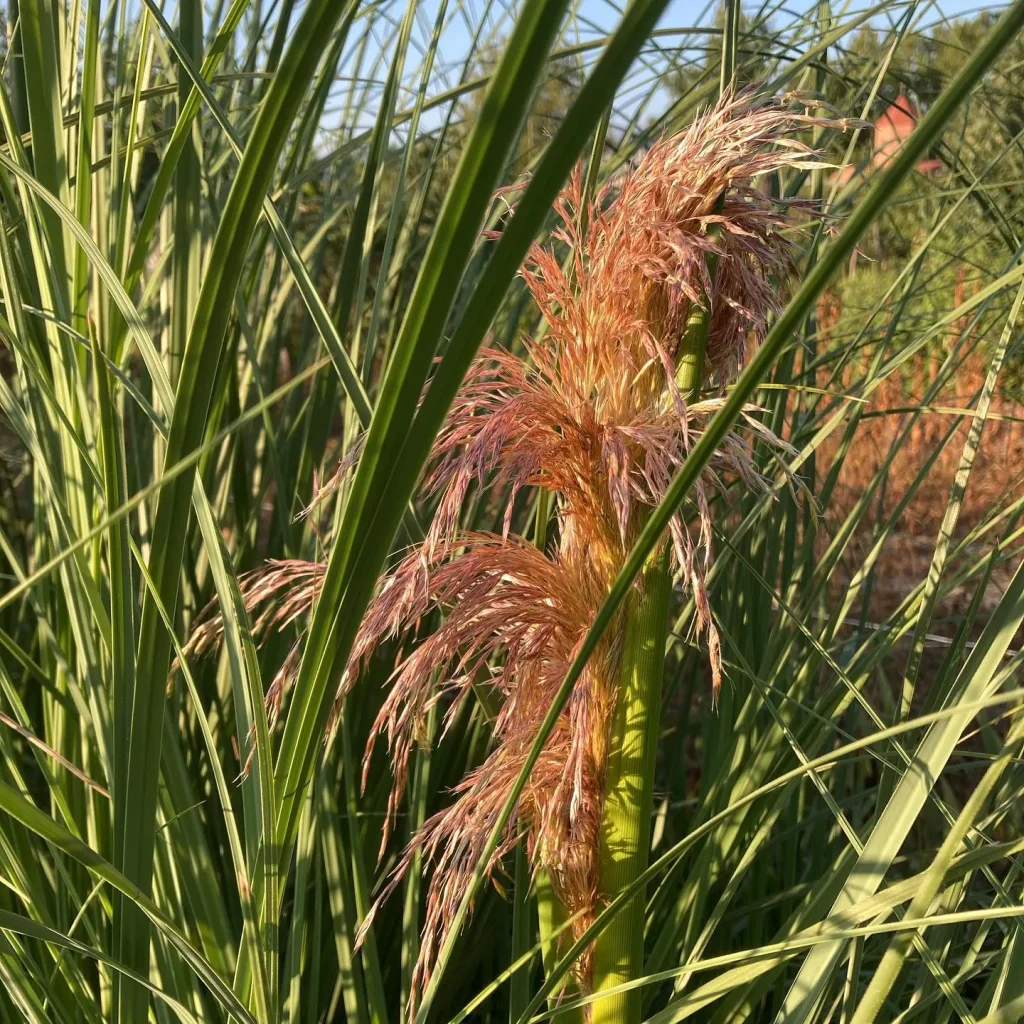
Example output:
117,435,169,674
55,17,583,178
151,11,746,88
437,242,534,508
117,4,352,1016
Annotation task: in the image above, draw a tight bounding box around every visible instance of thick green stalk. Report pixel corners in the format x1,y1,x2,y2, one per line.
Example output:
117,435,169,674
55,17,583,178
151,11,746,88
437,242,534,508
675,296,712,396
593,200,718,1020
675,207,722,397
592,545,672,1023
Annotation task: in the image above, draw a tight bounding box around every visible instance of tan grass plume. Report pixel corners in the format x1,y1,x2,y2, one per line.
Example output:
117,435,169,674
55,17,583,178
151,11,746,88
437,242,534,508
185,90,847,1011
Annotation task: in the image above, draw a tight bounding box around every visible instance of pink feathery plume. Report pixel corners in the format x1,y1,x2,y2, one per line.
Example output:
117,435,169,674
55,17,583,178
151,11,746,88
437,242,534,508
184,91,851,1015
339,93,842,1008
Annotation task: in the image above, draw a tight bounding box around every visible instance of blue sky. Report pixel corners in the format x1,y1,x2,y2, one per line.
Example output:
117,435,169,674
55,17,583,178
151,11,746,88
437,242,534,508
497,2,1005,122
334,0,1010,136
575,0,998,27
427,0,1007,82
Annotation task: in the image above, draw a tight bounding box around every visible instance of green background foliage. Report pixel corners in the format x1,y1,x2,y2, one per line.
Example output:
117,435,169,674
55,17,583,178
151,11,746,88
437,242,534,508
1,1,1024,1022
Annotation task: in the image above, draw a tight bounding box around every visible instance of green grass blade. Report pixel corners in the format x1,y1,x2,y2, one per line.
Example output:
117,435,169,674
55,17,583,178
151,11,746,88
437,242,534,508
0,778,257,1024
271,0,574,884
117,3,352,1016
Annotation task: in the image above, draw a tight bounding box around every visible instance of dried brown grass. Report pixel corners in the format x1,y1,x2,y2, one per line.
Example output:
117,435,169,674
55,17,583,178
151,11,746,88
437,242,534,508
819,325,1024,615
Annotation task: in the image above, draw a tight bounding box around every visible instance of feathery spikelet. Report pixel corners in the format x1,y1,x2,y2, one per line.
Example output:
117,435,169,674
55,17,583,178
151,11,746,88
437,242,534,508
345,92,838,1007
183,91,846,1013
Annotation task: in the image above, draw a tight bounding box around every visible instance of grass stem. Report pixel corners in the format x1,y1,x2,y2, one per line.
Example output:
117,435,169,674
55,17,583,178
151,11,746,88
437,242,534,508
592,544,672,1023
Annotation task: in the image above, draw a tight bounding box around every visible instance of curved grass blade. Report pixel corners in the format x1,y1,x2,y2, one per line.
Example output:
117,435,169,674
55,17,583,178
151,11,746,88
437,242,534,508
271,0,575,881
0,779,257,1024
116,5,354,1012
0,911,202,1024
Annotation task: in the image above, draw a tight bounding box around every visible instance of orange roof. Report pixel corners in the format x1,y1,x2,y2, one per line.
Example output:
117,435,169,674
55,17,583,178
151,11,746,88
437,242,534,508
877,96,918,133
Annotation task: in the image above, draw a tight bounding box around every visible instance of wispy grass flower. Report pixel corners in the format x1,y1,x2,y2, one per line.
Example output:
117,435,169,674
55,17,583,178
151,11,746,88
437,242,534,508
186,90,842,1013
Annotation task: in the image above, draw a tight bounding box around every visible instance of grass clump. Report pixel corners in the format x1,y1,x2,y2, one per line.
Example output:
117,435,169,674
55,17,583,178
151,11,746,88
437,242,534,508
2,3,1024,1024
